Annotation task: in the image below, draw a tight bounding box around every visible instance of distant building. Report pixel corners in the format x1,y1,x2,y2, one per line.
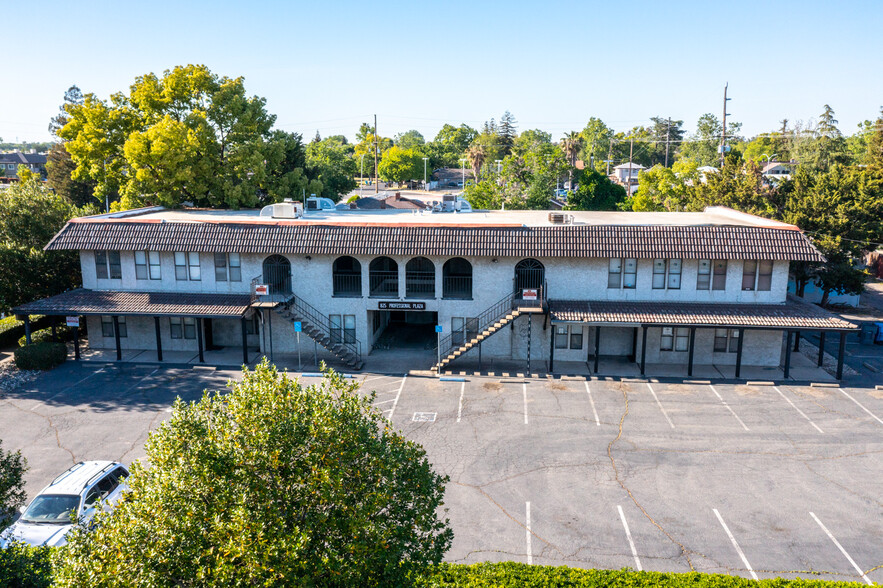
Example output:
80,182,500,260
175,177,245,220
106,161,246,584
762,161,795,183
610,163,644,194
346,193,427,210
0,151,47,177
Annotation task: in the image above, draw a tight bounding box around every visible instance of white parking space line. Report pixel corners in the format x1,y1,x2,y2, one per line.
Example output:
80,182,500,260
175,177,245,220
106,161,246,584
709,385,749,431
810,512,872,585
457,381,465,423
386,375,407,422
523,383,528,425
525,501,532,565
584,381,600,426
361,375,392,383
713,508,758,581
617,505,642,571
837,388,883,426
646,384,675,429
774,386,824,433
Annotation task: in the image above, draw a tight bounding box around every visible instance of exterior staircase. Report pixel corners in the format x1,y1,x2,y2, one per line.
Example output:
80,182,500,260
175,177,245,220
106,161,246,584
432,284,547,373
274,295,365,370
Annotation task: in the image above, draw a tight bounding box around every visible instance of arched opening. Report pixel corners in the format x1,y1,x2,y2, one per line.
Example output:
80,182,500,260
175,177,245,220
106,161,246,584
443,257,472,299
262,254,291,295
369,256,398,297
332,256,362,297
405,257,435,298
514,258,544,292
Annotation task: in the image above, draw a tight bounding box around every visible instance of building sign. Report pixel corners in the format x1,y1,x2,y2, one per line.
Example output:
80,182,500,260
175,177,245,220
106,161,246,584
254,284,269,296
65,316,80,328
522,289,538,301
378,301,426,311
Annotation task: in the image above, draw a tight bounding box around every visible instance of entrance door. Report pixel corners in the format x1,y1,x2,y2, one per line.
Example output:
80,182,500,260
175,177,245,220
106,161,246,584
514,258,545,292
262,255,292,295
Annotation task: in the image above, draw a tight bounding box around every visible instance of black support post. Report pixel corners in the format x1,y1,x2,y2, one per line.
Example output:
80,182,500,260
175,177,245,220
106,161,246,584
817,331,826,367
640,325,647,376
836,331,846,380
793,331,800,352
24,316,31,345
783,330,793,379
735,327,745,379
112,316,122,361
687,327,696,377
73,325,80,360
593,326,601,374
241,316,249,365
154,317,163,362
549,326,555,374
196,318,205,363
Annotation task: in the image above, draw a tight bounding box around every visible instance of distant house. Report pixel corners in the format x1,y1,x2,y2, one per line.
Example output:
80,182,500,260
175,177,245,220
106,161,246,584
610,163,644,194
346,193,427,210
0,151,47,178
762,161,795,183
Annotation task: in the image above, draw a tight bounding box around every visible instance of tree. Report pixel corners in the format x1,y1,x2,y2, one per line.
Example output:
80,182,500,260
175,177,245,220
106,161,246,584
55,362,453,586
466,145,486,182
559,132,582,186
677,113,742,167
627,160,699,212
48,85,84,137
647,117,685,167
0,175,95,311
394,130,425,151
0,440,26,531
264,130,324,202
578,117,614,171
564,169,626,211
46,85,97,207
378,146,423,186
867,108,883,168
305,137,357,199
498,111,517,155
59,65,284,210
463,180,503,210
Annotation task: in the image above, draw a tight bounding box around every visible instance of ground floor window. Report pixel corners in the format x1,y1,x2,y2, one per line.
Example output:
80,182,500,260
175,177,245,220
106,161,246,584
330,314,355,344
170,317,197,339
714,328,739,353
554,325,584,350
101,316,127,338
451,317,478,346
660,327,689,351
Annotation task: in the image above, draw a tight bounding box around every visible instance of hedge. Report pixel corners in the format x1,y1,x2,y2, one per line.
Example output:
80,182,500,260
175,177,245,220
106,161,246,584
0,542,53,588
413,564,869,588
17,325,76,348
0,315,51,348
13,342,67,371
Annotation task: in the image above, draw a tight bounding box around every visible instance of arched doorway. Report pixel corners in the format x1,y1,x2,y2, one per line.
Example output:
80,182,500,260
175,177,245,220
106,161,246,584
442,257,472,299
369,256,398,296
514,258,544,292
405,257,435,298
332,256,362,296
262,254,291,295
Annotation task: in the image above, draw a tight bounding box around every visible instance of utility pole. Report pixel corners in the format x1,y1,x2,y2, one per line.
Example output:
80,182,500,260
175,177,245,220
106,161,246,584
628,135,634,194
664,117,671,167
374,114,379,194
720,83,731,168
606,138,613,175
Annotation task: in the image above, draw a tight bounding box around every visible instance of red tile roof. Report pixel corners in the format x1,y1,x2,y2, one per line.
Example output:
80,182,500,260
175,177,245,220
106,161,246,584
549,298,857,330
12,289,251,318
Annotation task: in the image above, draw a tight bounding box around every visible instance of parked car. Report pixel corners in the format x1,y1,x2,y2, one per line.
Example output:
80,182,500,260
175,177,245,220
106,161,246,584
0,461,129,548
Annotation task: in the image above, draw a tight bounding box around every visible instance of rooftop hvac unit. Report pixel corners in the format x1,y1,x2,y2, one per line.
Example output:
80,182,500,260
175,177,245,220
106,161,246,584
548,212,574,224
259,200,303,219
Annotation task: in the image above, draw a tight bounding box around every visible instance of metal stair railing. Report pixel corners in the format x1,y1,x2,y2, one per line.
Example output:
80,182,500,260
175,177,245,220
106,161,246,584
437,290,516,361
280,295,363,360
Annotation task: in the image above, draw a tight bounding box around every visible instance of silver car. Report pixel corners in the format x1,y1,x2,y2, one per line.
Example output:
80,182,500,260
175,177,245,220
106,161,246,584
0,461,129,547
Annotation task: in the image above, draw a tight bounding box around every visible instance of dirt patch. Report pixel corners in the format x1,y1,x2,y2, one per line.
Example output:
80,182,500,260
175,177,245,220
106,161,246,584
870,389,883,400
794,387,834,399
617,382,636,394
483,382,503,392
733,385,763,396
660,384,695,395
548,382,569,391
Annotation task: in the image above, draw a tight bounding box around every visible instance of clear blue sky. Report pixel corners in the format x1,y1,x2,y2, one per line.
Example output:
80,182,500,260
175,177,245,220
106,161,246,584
2,0,881,144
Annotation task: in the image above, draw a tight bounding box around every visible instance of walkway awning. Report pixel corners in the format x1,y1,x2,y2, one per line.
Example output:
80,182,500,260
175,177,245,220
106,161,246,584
548,297,858,331
13,289,252,319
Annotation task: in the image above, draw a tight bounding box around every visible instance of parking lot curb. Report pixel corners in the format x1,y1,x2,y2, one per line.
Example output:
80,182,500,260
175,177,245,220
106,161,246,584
810,382,839,388
862,361,879,373
685,379,711,384
746,380,774,386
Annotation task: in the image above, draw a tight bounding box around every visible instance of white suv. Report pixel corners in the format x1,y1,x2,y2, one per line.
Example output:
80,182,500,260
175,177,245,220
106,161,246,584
0,461,129,547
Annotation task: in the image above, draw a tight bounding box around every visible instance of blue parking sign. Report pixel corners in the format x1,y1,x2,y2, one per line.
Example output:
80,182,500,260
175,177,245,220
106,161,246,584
435,325,443,333
293,321,302,332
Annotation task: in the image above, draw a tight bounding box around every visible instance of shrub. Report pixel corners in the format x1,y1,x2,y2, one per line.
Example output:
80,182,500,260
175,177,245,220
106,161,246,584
0,315,50,348
0,542,54,588
17,325,75,347
13,342,67,371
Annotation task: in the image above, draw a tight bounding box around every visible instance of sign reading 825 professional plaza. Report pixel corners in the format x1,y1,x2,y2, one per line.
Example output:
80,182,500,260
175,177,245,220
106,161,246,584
378,301,426,311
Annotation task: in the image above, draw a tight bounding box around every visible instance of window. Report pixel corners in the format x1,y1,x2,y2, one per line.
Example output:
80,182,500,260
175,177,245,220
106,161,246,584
714,329,740,353
330,315,356,345
175,252,200,281
170,317,197,339
570,327,583,350
609,258,637,289
728,329,740,353
697,259,711,290
623,258,637,289
742,260,757,291
555,325,569,349
712,260,727,290
135,251,161,280
100,316,126,338
607,258,621,289
333,256,362,296
555,325,585,349
451,317,478,346
757,260,773,291
214,253,241,282
95,251,121,280
668,259,682,289
660,327,688,352
652,259,666,289
714,328,728,352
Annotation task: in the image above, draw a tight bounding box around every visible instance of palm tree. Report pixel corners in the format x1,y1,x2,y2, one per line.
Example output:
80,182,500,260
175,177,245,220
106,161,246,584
560,132,582,187
466,145,485,183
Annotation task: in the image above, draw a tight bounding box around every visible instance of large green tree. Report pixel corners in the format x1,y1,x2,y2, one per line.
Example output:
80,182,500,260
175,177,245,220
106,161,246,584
564,169,626,211
378,146,423,185
59,65,298,209
425,123,477,169
578,117,614,172
55,362,453,587
305,137,356,199
0,440,26,531
677,113,742,167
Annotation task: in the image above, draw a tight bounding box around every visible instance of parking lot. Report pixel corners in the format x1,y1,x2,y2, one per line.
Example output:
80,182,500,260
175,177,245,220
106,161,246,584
3,362,882,583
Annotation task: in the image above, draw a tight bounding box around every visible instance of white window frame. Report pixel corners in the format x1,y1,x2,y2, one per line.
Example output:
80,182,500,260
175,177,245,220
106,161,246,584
742,260,758,291
757,260,773,291
712,260,727,291
214,253,242,282
100,316,126,338
697,259,711,290
95,251,121,280
175,252,201,281
135,251,161,280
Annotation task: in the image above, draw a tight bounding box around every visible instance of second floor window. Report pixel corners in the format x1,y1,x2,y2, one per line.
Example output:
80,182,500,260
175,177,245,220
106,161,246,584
135,251,161,280
713,260,727,290
95,251,122,280
214,253,242,282
652,259,682,289
608,258,637,289
741,260,773,291
175,252,200,281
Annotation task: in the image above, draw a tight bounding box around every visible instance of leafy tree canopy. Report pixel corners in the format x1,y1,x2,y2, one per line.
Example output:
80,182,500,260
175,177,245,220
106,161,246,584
0,440,27,531
305,137,357,199
564,169,626,211
55,362,453,587
378,146,424,185
394,129,425,151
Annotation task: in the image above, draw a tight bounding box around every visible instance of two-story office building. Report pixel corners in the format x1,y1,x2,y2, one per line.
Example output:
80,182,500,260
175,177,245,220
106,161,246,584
13,204,857,377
